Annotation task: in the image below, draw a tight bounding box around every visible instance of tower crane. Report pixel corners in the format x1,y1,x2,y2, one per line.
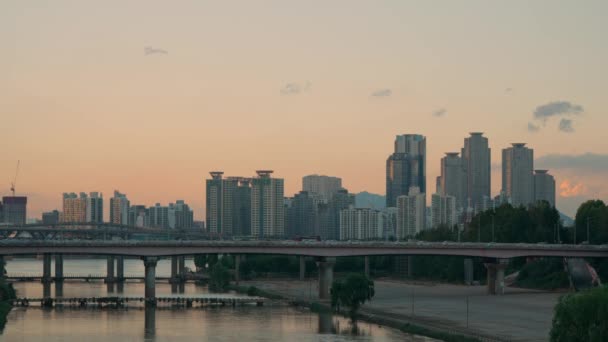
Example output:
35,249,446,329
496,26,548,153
10,160,19,196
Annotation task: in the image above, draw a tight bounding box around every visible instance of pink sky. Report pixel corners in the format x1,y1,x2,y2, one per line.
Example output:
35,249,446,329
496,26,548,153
2,1,607,219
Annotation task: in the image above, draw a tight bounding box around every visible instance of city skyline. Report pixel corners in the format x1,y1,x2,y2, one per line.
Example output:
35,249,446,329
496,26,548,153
2,1,607,219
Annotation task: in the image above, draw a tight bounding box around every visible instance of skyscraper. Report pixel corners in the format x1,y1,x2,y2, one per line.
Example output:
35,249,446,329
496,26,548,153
110,191,130,225
128,205,147,227
169,200,194,229
396,187,426,239
288,191,318,237
2,196,27,225
302,175,342,203
61,193,87,223
534,170,556,207
502,143,534,207
148,203,169,228
431,193,457,228
42,210,60,225
86,192,104,223
339,207,385,240
437,152,466,211
251,170,285,238
462,132,491,211
205,172,251,235
386,134,426,207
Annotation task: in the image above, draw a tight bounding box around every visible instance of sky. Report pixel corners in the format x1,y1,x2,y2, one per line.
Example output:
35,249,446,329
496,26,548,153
1,0,607,219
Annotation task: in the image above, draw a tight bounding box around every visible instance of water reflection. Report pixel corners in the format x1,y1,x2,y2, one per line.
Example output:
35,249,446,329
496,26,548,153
144,306,155,340
317,311,336,334
55,281,64,297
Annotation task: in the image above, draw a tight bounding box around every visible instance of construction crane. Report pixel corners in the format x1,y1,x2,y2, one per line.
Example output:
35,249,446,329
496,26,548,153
10,160,19,196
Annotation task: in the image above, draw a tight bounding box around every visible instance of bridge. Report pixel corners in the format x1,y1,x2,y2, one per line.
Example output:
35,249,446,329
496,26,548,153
2,240,607,303
0,222,208,240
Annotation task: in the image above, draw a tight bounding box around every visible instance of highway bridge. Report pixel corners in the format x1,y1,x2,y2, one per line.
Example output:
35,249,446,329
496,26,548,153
1,240,607,301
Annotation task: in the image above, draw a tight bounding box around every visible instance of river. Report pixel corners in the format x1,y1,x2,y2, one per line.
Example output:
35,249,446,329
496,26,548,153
1,257,435,341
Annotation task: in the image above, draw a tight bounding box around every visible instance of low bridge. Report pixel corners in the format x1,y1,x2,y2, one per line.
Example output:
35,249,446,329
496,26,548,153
2,240,607,302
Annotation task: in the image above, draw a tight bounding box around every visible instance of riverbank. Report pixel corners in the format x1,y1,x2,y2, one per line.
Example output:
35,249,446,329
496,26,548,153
230,282,497,342
237,279,558,342
0,282,16,330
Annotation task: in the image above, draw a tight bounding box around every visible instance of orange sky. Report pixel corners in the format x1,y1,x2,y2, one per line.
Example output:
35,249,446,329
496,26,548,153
2,1,607,219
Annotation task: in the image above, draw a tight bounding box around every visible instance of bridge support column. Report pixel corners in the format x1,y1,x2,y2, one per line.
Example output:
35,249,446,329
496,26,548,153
235,255,240,285
116,256,124,282
364,256,370,279
299,256,306,281
54,254,64,281
106,256,115,283
143,257,158,306
484,259,508,295
42,254,52,283
178,256,186,282
316,257,335,300
0,256,4,282
170,256,178,283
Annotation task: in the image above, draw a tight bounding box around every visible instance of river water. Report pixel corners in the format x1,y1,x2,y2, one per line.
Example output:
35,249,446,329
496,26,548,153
1,257,435,341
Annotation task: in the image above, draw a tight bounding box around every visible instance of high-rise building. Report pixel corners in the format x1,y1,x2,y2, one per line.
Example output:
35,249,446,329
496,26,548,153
288,191,317,237
339,207,385,240
502,143,534,207
396,187,426,239
386,134,426,207
86,192,104,223
42,210,60,225
2,196,27,225
110,191,130,225
128,205,147,227
302,175,342,203
437,152,466,211
251,170,285,238
462,132,491,211
534,170,556,207
431,193,457,228
169,200,194,229
148,203,169,228
205,172,251,236
61,193,87,223
317,188,355,240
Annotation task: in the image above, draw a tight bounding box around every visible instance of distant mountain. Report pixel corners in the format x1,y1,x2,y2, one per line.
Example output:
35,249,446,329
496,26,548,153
355,192,386,210
559,211,575,227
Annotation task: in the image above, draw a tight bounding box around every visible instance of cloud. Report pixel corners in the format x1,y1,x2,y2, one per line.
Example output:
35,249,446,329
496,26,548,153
559,180,587,198
528,122,540,133
432,108,447,117
371,89,392,97
280,81,311,96
144,46,168,55
535,153,608,171
533,101,583,122
558,118,575,133
505,88,513,93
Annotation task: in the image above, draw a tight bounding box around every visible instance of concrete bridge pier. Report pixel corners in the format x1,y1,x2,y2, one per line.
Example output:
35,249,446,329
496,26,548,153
170,256,178,283
234,255,241,285
143,257,158,306
0,256,4,281
178,256,186,281
106,256,115,283
116,256,124,282
299,256,306,281
54,254,64,282
42,254,52,283
364,256,370,278
484,259,508,295
316,257,335,300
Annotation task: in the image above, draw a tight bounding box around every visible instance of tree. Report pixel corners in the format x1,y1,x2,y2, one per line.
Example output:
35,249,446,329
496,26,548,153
194,254,218,270
208,262,231,292
574,200,608,244
550,286,608,342
330,274,375,320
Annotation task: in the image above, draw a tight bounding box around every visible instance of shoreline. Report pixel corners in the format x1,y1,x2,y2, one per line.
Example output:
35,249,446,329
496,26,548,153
229,283,511,342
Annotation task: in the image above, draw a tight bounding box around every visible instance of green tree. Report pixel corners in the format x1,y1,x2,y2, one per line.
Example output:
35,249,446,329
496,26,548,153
574,200,608,244
330,274,375,320
194,254,218,270
208,262,231,292
550,286,608,342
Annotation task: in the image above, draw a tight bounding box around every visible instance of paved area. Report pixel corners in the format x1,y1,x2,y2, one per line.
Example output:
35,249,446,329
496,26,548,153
241,279,563,342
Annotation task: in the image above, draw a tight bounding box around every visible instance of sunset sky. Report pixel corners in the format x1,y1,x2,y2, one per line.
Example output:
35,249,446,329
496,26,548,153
2,1,607,219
